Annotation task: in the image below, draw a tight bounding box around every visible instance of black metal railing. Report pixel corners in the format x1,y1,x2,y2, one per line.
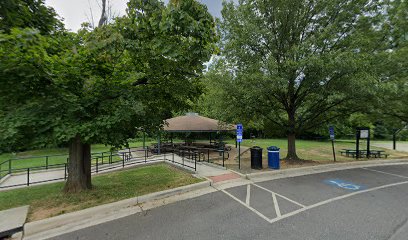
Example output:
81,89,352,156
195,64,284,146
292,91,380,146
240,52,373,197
0,148,196,189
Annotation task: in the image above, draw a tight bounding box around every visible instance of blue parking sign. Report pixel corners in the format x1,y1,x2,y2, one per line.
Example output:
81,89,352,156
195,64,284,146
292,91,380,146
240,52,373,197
237,124,243,143
329,126,335,140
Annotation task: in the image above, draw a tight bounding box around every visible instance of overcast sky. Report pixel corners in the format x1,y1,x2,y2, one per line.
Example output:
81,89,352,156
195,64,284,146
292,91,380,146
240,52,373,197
45,0,228,32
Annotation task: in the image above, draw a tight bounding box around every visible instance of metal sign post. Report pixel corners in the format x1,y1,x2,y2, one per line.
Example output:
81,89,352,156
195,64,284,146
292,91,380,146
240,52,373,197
356,127,370,159
329,126,336,162
237,124,243,169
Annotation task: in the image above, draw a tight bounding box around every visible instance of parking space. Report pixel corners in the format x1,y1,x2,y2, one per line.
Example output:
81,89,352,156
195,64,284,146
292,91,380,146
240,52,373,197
51,164,408,240
255,168,405,206
222,166,408,225
364,164,408,178
51,191,272,240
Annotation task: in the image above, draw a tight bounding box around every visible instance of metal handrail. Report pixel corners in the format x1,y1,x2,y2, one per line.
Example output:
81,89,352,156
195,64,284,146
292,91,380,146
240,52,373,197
0,148,197,189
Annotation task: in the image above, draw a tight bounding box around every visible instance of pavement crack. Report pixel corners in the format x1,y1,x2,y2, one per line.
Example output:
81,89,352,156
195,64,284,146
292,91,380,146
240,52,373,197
138,204,149,216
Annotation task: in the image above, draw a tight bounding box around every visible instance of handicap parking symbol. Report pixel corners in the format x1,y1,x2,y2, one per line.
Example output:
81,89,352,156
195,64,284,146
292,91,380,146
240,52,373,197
324,179,365,191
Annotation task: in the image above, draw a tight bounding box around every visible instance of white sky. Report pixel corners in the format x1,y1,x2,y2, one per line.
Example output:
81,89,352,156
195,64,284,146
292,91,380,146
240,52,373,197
45,0,228,32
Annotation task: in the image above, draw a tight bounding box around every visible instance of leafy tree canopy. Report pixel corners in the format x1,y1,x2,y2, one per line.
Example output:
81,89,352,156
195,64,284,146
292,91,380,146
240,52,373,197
0,0,217,191
0,0,63,34
202,0,392,160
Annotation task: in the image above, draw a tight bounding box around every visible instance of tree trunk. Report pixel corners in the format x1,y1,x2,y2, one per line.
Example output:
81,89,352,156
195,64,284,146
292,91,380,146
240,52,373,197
286,132,300,161
286,108,300,161
98,0,107,27
64,136,92,193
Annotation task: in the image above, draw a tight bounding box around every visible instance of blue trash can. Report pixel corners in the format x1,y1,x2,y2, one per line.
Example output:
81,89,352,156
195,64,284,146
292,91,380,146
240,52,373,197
267,146,280,169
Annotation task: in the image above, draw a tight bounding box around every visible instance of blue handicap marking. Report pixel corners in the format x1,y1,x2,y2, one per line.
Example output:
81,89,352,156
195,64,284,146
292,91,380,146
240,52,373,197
324,179,365,191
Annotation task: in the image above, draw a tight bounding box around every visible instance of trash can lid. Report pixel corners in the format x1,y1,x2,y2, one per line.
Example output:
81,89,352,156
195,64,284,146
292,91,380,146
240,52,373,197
251,146,262,149
267,146,280,151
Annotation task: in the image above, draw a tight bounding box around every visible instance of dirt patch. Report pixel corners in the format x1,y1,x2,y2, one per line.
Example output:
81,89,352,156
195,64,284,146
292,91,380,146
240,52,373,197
28,204,78,221
280,159,319,168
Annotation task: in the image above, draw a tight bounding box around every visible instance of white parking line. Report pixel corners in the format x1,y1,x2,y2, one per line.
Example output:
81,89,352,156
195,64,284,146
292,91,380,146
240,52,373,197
361,167,408,179
252,183,306,208
246,184,250,205
272,193,281,217
221,189,271,222
269,180,408,224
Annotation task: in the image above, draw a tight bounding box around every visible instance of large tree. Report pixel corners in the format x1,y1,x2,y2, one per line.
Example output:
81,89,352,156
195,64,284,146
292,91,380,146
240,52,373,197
216,0,387,160
0,0,217,192
376,0,408,124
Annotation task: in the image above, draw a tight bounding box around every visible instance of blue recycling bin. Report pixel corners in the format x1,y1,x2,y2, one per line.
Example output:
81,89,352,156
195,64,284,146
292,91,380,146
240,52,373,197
267,146,280,169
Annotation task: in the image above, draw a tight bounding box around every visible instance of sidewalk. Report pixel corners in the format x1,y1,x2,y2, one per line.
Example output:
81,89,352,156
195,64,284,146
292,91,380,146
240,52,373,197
372,141,408,152
0,151,238,190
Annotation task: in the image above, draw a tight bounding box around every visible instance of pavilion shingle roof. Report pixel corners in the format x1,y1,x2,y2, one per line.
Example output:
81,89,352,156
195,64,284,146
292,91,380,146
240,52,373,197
163,113,235,132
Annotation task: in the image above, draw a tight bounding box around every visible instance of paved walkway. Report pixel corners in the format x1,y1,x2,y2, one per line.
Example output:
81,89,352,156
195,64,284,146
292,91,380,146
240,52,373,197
372,141,408,152
0,152,234,190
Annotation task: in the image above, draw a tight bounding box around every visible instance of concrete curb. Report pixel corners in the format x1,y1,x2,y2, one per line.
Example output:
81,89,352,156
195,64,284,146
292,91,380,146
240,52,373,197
246,158,408,182
24,180,211,240
228,169,247,178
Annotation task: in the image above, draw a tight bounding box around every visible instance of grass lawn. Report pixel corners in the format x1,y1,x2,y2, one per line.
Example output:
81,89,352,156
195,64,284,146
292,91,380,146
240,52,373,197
227,139,408,162
0,140,156,175
0,163,201,222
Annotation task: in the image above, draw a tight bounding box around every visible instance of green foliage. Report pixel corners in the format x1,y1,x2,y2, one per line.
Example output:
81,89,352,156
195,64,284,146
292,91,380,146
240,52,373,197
368,1,408,132
0,0,63,34
198,0,392,141
0,0,218,152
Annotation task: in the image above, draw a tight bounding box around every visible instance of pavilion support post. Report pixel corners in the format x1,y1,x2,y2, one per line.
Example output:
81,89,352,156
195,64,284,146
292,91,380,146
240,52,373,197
219,133,221,145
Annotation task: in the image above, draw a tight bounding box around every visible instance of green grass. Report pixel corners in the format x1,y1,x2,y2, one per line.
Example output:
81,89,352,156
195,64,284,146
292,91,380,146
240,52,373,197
227,138,408,162
0,163,201,221
0,140,156,175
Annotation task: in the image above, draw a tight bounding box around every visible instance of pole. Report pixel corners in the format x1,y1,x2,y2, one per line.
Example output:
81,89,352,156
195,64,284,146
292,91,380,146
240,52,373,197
122,152,125,168
222,150,225,167
157,133,161,154
238,142,241,169
356,130,360,159
27,168,30,186
367,129,371,158
331,140,336,162
143,132,146,149
393,132,396,150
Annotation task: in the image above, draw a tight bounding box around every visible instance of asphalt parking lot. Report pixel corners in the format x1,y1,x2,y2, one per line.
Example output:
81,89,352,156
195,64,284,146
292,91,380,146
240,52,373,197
51,164,408,240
